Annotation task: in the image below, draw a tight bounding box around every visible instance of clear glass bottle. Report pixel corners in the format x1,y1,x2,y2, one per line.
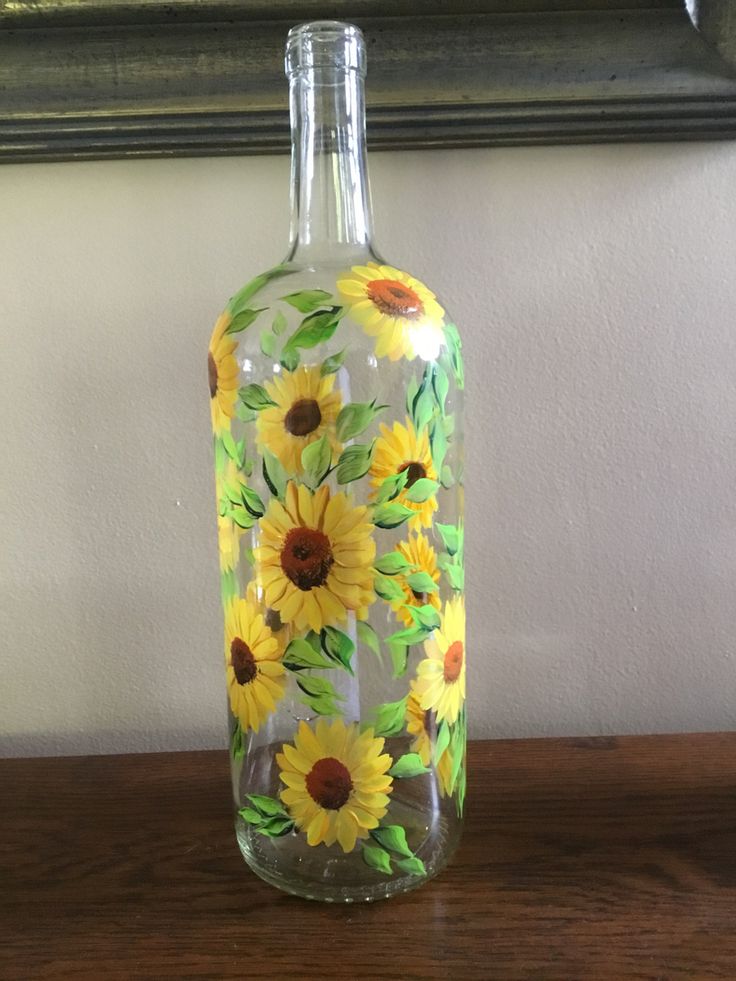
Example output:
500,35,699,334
207,20,466,902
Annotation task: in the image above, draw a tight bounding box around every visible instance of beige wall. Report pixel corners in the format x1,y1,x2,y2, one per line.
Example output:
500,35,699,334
2,142,736,755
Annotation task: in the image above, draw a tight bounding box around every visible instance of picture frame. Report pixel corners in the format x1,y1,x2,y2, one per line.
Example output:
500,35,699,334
1,0,735,162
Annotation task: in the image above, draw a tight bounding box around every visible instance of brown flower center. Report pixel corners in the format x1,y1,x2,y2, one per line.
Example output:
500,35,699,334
208,352,218,398
366,278,424,320
264,607,284,632
443,640,464,684
230,637,257,685
398,460,426,489
281,527,334,591
411,589,428,604
306,757,353,810
284,398,322,437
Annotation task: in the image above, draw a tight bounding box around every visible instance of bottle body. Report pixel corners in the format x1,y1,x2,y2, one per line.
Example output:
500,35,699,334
207,23,466,902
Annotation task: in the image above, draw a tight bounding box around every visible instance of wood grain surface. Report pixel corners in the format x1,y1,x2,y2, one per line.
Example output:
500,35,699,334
2,733,736,980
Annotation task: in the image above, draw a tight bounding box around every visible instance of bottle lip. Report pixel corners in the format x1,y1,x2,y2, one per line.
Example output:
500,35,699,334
285,21,366,78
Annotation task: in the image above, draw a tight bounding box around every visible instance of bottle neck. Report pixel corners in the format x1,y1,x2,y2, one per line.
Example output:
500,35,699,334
286,66,373,264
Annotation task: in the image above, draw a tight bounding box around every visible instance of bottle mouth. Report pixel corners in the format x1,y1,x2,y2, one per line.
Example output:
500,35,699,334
285,21,366,78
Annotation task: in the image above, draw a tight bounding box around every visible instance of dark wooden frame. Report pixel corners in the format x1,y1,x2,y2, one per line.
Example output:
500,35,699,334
1,0,735,162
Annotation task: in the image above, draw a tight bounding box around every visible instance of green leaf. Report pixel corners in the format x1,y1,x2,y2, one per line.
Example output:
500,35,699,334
430,419,448,473
259,328,276,357
221,429,239,462
301,434,332,489
388,753,430,779
230,721,244,760
373,502,415,529
335,442,374,484
370,825,413,858
238,383,276,411
238,806,264,825
449,716,466,794
365,696,408,738
389,643,408,678
230,508,255,529
411,371,436,432
335,399,387,442
456,766,467,816
280,347,300,372
234,402,256,423
281,289,334,313
262,449,287,500
357,622,382,666
440,464,455,489
220,569,237,602
272,310,288,335
282,307,343,360
375,469,409,504
240,485,265,518
406,604,441,630
246,794,288,817
374,552,412,576
386,624,433,647
404,478,439,504
436,522,460,556
225,307,267,334
396,856,427,876
446,564,465,590
443,323,464,389
320,349,346,376
433,721,451,764
374,573,406,603
283,637,333,672
256,816,295,837
406,571,439,595
299,693,342,717
296,675,342,700
362,843,392,875
432,361,450,412
320,626,355,675
228,264,291,316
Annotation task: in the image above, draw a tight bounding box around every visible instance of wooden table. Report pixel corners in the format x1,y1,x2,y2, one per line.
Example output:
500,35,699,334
3,733,736,980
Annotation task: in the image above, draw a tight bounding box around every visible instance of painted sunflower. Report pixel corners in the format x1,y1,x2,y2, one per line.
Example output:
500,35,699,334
337,262,445,362
224,598,286,732
255,482,375,632
406,682,453,798
277,718,393,852
415,595,466,726
391,533,441,627
245,579,293,654
257,366,343,475
208,311,239,433
370,417,438,531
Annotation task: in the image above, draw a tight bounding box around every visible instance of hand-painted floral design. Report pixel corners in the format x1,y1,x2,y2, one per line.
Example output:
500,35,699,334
370,417,438,530
224,598,286,732
209,312,239,433
405,682,453,797
415,595,466,725
208,260,466,876
255,481,375,632
390,533,441,627
277,718,393,852
257,365,343,475
337,262,445,362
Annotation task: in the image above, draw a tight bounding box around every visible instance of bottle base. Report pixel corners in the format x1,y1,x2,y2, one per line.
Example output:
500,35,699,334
235,793,460,903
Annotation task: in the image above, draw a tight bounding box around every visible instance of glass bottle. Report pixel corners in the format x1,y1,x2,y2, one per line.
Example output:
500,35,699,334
207,20,466,902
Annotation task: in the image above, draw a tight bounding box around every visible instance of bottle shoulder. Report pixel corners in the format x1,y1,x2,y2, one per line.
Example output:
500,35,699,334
209,256,463,366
